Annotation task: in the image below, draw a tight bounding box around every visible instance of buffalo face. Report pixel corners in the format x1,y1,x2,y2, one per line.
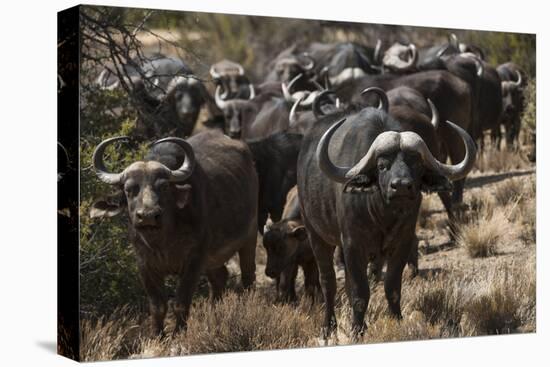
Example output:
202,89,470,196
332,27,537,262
90,137,197,237
214,87,257,139
501,71,523,121
166,77,204,126
121,162,192,232
263,220,307,278
374,151,424,204
274,54,315,84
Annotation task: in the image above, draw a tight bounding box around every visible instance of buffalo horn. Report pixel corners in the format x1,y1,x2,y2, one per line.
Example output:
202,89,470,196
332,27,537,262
215,85,229,109
317,118,476,184
151,137,196,183
513,70,522,87
360,87,389,112
92,136,130,185
427,98,439,130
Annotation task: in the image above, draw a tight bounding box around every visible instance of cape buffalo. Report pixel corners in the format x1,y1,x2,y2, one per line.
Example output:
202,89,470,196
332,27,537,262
90,130,258,336
263,186,320,303
210,59,254,100
132,75,213,139
214,75,319,139
96,54,192,97
497,62,526,148
336,70,473,204
266,46,316,88
247,132,303,233
297,88,476,339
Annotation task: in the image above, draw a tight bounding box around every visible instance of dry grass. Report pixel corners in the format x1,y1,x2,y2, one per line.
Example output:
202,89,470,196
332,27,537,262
460,262,535,335
80,307,145,361
179,291,320,354
474,145,529,173
494,178,525,207
457,209,509,258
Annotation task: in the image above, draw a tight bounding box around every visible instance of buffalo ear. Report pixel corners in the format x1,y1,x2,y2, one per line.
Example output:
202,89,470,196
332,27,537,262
421,170,452,193
90,191,126,218
343,172,378,193
175,184,192,209
291,226,308,241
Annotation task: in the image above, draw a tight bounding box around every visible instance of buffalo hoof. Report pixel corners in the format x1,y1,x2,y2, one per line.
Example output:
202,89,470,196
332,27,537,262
350,323,366,343
320,317,337,342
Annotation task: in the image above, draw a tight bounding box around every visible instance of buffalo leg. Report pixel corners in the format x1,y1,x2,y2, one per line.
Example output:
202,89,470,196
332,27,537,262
407,236,419,278
341,239,370,338
139,269,167,337
384,246,409,319
278,262,298,303
173,254,204,334
238,237,256,289
207,265,229,301
437,191,460,240
302,259,320,303
451,178,465,204
307,224,337,339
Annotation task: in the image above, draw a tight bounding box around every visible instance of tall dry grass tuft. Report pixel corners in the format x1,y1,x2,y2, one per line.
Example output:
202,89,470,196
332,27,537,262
80,306,144,361
460,262,535,335
411,275,464,333
457,209,510,258
178,290,320,354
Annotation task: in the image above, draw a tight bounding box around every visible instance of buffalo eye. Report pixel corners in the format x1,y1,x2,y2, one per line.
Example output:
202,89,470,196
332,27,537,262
124,182,139,197
155,179,170,192
377,159,390,172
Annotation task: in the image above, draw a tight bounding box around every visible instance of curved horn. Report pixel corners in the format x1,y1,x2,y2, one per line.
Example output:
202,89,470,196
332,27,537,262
248,83,256,100
427,98,439,130
300,53,315,71
92,136,129,185
513,70,522,87
408,120,477,181
209,65,221,79
346,120,475,182
312,90,336,119
474,57,484,77
316,118,351,183
374,39,382,64
215,85,229,109
220,84,229,100
281,73,303,102
361,87,389,112
288,95,304,127
403,44,418,70
151,137,196,183
449,33,459,49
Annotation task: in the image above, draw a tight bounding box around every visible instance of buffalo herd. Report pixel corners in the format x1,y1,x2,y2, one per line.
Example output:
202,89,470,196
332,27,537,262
89,33,527,340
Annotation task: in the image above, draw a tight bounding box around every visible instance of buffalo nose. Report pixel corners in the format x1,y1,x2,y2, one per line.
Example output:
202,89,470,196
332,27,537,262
136,209,162,226
390,177,413,194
